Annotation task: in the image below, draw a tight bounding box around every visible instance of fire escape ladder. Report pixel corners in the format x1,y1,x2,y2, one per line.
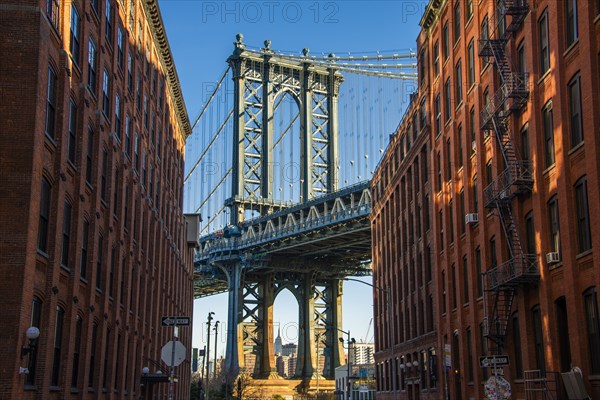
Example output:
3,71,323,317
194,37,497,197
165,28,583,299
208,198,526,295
480,0,538,351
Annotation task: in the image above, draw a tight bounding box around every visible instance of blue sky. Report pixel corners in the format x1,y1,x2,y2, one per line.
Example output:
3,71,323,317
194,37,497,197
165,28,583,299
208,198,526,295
158,0,427,359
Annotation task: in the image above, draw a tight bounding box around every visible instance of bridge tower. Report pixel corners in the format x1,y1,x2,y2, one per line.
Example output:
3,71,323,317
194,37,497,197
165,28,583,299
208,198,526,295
220,35,346,383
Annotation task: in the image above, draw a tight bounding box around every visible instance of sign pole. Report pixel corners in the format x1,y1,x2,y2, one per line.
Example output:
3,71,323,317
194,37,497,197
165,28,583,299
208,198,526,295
168,320,177,400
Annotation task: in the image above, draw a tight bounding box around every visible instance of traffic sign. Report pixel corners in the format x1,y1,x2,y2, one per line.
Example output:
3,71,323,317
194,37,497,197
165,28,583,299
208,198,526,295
161,316,191,326
161,341,187,367
444,344,452,368
480,355,509,368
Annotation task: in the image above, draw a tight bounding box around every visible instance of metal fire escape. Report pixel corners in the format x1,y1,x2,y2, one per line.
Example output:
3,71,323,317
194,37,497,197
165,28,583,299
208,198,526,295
478,0,538,351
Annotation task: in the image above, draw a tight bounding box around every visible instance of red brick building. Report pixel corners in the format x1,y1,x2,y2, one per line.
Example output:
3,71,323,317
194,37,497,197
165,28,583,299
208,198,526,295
372,0,600,399
0,0,196,397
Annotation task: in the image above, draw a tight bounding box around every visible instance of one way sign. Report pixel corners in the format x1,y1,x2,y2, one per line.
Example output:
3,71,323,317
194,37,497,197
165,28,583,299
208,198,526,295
161,316,191,326
480,355,509,368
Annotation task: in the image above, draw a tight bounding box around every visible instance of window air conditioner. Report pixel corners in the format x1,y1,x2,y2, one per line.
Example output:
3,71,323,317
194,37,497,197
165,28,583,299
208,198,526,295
465,213,479,225
546,252,560,264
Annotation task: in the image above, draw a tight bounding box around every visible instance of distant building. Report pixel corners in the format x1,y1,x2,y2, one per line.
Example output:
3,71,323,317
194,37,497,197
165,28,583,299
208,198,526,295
276,354,290,378
282,343,297,357
350,342,375,365
335,363,376,400
275,327,283,355
287,354,298,377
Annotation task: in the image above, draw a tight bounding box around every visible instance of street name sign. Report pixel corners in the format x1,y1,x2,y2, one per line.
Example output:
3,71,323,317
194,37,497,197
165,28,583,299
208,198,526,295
161,316,190,326
480,355,509,368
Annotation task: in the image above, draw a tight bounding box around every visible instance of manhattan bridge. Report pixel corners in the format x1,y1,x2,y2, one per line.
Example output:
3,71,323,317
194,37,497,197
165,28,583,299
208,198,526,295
184,34,417,388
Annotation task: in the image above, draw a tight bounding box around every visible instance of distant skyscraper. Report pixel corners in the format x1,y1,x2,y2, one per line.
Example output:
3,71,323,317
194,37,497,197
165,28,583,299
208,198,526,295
282,343,298,357
275,327,283,354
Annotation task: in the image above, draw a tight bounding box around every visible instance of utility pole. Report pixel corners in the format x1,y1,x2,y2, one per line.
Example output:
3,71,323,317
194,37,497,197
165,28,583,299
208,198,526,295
205,312,215,400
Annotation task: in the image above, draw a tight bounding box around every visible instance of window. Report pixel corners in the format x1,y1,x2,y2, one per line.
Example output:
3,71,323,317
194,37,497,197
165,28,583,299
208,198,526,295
476,246,482,297
439,209,444,252
46,0,60,28
459,188,465,234
584,288,600,373
80,219,89,279
125,114,131,156
71,315,82,388
37,177,51,254
539,10,550,73
486,159,493,187
548,195,561,254
512,313,524,379
68,98,77,163
45,66,57,139
435,94,441,135
70,5,81,64
521,124,529,161
442,270,447,313
517,40,526,75
469,107,476,154
525,211,536,255
449,200,454,244
566,0,578,47
420,50,426,85
51,306,65,386
467,39,475,87
117,25,124,69
532,306,546,372
105,0,113,44
457,124,463,168
446,138,452,181
543,101,554,167
61,201,72,268
88,39,97,93
115,94,121,140
473,175,478,214
143,95,148,128
451,264,457,309
427,294,434,331
462,255,469,303
96,235,103,290
454,1,461,44
86,127,94,184
436,151,442,191
466,0,473,22
434,40,440,77
134,132,140,170
109,247,116,297
490,236,497,268
102,69,110,116
88,323,98,387
443,21,449,60
100,149,107,201
574,177,591,253
25,297,42,385
569,74,583,147
481,16,489,68
455,60,463,105
127,52,133,93
496,0,505,37
466,327,474,382
556,297,572,372
102,329,110,388
420,97,427,129
444,78,451,121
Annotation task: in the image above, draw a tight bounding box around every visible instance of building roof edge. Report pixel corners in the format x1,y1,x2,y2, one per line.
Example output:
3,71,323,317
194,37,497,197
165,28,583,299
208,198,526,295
142,0,192,140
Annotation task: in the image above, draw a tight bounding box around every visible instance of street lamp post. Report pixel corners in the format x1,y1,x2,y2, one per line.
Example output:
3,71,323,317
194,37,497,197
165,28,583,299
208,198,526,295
339,331,356,400
205,312,215,400
213,321,220,380
344,278,395,393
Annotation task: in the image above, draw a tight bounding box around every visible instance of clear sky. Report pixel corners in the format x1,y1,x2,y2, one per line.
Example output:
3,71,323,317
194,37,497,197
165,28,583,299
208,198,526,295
158,0,428,359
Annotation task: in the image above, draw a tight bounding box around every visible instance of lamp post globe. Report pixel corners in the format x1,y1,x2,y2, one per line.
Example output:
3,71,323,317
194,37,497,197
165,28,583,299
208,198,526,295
26,326,40,340
142,367,150,375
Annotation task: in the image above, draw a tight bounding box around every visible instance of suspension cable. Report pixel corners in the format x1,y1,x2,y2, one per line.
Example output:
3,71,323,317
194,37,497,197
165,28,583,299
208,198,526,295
194,168,232,213
200,206,226,234
190,66,231,131
184,109,234,183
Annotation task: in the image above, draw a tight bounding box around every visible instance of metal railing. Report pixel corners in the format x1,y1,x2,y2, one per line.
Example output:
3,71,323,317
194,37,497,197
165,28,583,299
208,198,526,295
483,161,533,207
485,254,539,290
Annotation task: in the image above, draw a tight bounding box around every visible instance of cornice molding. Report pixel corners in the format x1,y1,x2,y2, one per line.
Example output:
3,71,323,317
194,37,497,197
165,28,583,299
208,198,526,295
141,0,192,140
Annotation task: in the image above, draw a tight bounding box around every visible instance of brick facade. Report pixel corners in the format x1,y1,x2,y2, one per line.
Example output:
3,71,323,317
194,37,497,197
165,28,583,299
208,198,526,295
0,0,195,398
372,0,600,399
